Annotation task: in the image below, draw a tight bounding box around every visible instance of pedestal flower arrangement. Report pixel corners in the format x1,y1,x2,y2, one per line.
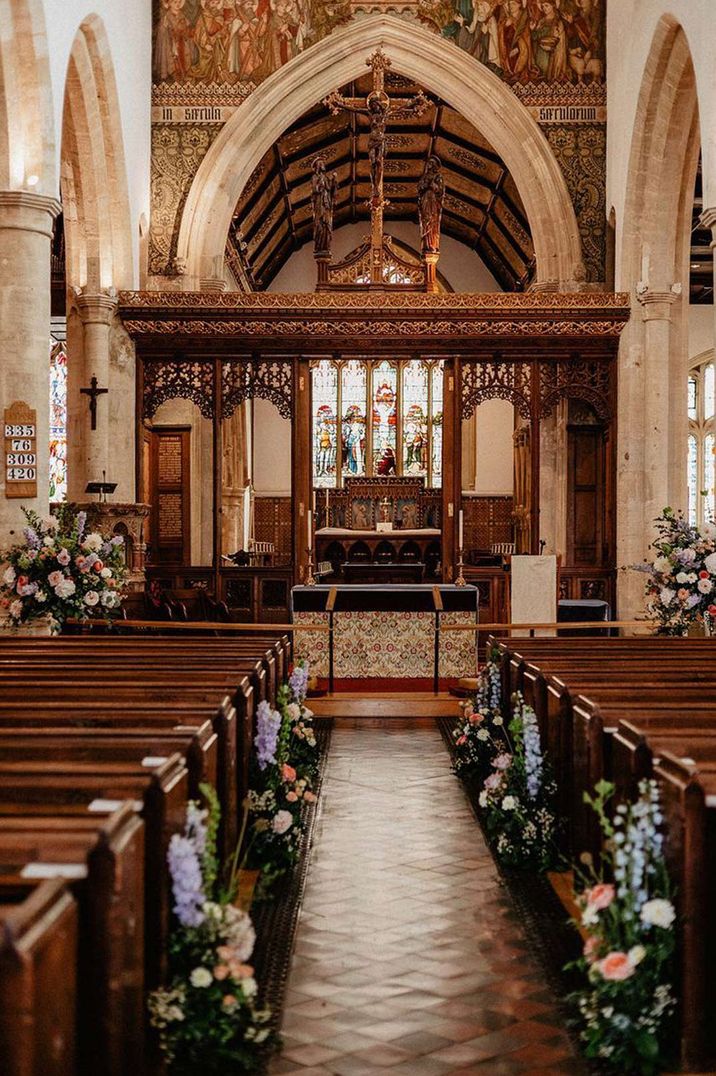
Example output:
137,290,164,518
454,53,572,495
452,644,507,780
245,662,319,897
635,507,716,634
149,787,275,1075
567,780,676,1074
0,506,125,631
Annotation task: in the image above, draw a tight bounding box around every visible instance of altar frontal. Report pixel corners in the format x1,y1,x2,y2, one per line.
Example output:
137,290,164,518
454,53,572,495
292,583,477,681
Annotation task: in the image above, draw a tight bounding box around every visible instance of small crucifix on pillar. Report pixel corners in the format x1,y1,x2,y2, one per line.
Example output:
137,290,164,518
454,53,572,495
80,375,108,431
324,48,429,285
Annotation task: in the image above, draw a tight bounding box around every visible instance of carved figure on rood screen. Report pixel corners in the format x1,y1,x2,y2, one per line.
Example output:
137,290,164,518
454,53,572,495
417,156,444,255
311,155,338,256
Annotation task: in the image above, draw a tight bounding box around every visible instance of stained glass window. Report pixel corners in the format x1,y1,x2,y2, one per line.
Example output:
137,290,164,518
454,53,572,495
49,339,68,502
402,360,428,477
341,360,367,479
311,358,444,488
431,363,444,489
312,362,338,489
688,434,698,524
687,357,716,526
372,361,397,475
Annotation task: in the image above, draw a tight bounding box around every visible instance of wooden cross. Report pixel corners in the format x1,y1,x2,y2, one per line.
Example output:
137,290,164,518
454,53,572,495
80,375,108,431
324,48,428,285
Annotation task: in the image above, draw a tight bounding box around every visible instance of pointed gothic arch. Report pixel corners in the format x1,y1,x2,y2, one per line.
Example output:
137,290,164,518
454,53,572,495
0,0,55,192
61,15,132,291
175,14,582,291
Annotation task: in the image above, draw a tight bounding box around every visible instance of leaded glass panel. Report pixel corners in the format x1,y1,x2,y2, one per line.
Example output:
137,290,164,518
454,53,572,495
402,360,428,477
372,361,397,475
341,360,367,478
431,363,444,488
706,364,715,420
312,362,338,488
49,341,67,502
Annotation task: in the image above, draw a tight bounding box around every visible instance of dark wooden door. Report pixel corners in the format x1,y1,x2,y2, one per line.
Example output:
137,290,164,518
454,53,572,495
149,427,190,566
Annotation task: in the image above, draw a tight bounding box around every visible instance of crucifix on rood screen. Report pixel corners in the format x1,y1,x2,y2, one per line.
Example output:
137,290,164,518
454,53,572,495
324,48,429,285
80,375,108,430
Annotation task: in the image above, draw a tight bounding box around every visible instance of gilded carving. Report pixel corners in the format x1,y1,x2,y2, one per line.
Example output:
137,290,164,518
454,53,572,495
143,359,215,419
125,317,626,338
222,358,293,419
461,359,532,419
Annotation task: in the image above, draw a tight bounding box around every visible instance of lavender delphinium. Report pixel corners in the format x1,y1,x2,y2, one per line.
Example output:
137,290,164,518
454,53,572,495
288,662,310,703
255,701,281,771
522,705,543,800
167,833,205,928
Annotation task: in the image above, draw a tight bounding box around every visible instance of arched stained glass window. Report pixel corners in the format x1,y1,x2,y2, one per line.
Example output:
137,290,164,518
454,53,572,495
49,338,68,502
688,355,716,525
311,358,444,488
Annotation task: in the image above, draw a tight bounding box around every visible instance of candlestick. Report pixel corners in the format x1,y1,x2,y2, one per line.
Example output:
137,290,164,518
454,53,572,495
305,546,317,586
455,546,466,587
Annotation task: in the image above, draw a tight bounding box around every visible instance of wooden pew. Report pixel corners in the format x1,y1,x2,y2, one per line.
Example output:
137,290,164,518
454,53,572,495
0,805,144,1075
0,756,187,988
0,878,78,1076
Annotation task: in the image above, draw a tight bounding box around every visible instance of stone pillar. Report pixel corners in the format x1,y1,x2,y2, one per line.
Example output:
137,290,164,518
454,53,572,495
0,191,61,547
635,283,681,530
75,290,118,488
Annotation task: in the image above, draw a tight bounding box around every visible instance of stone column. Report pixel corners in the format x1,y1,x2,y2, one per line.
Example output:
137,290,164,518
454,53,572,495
0,191,61,547
635,282,681,530
74,289,118,489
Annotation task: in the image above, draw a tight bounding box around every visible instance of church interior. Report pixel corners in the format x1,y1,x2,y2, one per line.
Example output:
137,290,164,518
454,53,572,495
2,1,716,1073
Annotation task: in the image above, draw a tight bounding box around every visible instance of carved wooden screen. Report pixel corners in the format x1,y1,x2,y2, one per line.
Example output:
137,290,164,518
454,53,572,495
149,427,190,566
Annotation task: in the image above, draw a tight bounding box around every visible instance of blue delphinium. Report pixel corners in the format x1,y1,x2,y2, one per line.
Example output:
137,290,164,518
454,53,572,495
254,701,281,771
167,833,205,928
288,662,310,703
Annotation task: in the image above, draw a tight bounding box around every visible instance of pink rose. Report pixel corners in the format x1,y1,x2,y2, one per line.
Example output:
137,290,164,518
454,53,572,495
456,735,467,746
93,560,104,573
583,936,600,964
598,951,635,981
304,791,316,803
286,791,298,802
585,883,615,911
484,772,502,791
281,763,297,783
469,712,484,725
463,703,474,718
47,570,63,588
493,753,512,771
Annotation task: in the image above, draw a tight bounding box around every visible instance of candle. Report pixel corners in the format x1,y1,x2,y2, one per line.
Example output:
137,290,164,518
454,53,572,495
312,489,316,514
307,509,313,552
458,509,464,551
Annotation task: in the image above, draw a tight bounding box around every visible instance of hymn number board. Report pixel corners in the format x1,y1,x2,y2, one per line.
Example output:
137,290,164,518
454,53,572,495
4,401,38,499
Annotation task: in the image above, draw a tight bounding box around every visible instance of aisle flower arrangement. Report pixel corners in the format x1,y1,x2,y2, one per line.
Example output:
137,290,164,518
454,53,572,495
149,786,275,1075
635,506,716,634
478,693,560,870
452,645,506,780
567,780,676,1074
245,661,319,896
0,506,125,631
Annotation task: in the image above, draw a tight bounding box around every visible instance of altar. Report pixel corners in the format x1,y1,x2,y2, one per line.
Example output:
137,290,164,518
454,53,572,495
292,583,478,682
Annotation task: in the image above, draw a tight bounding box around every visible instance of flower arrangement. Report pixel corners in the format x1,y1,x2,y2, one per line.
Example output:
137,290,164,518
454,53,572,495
0,506,125,631
635,506,716,634
148,786,275,1075
452,645,506,780
244,662,318,896
477,693,559,870
567,780,676,1074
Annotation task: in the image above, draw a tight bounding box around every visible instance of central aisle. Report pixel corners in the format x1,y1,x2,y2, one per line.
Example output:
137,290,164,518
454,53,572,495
271,720,580,1075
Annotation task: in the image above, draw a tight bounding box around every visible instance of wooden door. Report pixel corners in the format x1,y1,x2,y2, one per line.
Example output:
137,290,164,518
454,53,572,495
148,427,190,566
567,423,605,566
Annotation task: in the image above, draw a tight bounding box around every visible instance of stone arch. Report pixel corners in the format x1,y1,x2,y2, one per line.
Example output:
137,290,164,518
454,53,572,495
176,14,582,290
617,15,701,624
0,0,55,192
61,15,132,291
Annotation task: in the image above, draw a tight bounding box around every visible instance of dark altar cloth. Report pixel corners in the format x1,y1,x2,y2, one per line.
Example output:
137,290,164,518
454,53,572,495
291,583,478,615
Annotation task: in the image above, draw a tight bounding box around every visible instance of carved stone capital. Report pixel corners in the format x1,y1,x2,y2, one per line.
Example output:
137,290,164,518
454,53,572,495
699,207,716,247
0,190,62,239
200,277,227,293
75,287,119,326
635,282,681,321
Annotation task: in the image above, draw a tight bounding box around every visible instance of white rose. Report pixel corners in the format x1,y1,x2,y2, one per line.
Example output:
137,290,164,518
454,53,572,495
83,590,100,607
654,556,671,573
101,590,120,608
43,536,55,548
272,810,293,835
35,591,47,603
660,587,676,606
640,898,675,929
189,967,213,988
704,552,716,575
628,944,646,966
501,795,517,811
477,728,489,741
9,599,23,619
698,578,713,595
82,533,103,553
478,790,489,808
492,715,504,726
100,567,112,579
240,977,258,999
54,578,76,599
2,566,16,586
286,703,300,721
676,572,690,585
302,707,314,720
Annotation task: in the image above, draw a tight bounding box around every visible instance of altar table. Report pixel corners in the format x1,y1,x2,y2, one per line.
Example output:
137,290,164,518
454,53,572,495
291,584,478,681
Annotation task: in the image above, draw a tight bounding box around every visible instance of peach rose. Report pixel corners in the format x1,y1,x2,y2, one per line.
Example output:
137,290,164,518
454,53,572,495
598,951,635,981
469,712,484,725
585,883,615,911
583,935,600,964
213,964,230,980
286,791,298,803
282,763,297,782
304,791,316,803
229,962,254,979
222,994,237,1009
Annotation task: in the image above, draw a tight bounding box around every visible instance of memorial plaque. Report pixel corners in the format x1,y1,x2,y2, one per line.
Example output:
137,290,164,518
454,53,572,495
4,401,37,499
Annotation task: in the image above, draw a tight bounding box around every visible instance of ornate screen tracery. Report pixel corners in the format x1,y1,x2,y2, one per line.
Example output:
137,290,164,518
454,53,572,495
312,357,444,489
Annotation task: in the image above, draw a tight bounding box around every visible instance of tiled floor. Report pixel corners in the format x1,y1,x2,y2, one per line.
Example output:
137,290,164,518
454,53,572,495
270,720,582,1075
